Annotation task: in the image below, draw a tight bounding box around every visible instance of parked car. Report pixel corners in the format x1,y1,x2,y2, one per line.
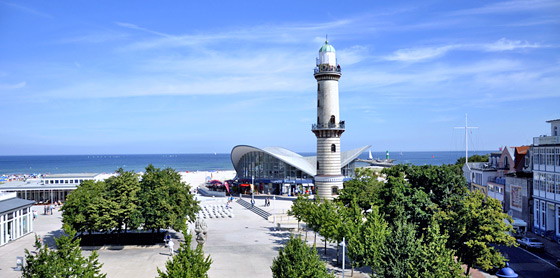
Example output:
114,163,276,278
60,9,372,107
517,237,545,250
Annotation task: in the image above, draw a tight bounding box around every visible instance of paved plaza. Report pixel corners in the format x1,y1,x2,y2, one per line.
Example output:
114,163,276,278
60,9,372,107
0,195,501,278
0,196,356,278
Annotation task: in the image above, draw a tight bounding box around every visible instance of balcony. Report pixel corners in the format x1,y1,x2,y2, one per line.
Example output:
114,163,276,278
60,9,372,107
534,135,560,146
314,65,341,75
312,121,345,130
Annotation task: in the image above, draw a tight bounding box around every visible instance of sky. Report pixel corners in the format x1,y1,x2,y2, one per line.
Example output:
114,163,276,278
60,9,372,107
1,0,559,155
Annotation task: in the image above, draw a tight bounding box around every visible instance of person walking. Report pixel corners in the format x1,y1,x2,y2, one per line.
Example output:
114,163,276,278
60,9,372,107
168,239,174,256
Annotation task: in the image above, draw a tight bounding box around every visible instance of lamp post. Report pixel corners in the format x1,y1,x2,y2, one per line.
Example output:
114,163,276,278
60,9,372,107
339,237,346,278
273,195,276,228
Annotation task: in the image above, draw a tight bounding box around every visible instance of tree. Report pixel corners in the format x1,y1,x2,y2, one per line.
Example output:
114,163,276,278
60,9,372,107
415,220,463,278
22,225,106,278
437,190,516,275
288,195,313,236
361,206,389,277
157,233,212,278
271,235,335,278
138,165,200,233
105,168,140,234
317,199,343,257
62,180,115,234
342,200,364,276
339,167,381,212
455,154,489,165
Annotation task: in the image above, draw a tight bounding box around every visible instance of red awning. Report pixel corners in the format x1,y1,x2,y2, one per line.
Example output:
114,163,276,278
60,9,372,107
240,184,251,187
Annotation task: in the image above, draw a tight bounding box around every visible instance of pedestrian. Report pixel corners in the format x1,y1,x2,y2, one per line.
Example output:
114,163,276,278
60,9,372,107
251,198,255,208
168,239,174,256
164,232,170,244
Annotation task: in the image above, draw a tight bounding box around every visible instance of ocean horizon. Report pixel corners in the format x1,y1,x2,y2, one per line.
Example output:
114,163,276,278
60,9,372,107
0,150,492,175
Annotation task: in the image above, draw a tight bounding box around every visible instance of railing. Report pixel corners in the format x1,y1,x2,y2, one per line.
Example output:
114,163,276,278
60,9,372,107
314,65,341,74
488,176,506,185
312,122,345,130
534,136,560,146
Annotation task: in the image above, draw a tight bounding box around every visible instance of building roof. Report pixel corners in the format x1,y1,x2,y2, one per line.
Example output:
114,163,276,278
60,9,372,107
515,146,530,155
231,145,371,177
0,197,34,214
319,41,335,53
546,119,560,123
43,173,99,179
0,179,79,191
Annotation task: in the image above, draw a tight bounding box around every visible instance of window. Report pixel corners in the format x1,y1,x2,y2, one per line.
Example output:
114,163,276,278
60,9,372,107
331,144,336,152
555,126,558,136
332,187,338,195
317,161,320,170
541,201,546,229
318,99,320,107
318,84,320,91
330,115,335,125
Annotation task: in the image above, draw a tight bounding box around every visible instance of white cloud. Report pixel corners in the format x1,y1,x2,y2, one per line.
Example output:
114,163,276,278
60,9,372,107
0,81,26,91
384,45,460,62
384,38,549,63
2,2,53,19
451,0,560,15
482,38,544,51
115,22,172,37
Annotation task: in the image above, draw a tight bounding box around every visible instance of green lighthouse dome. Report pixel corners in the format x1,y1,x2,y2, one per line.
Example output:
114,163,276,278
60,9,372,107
319,40,335,53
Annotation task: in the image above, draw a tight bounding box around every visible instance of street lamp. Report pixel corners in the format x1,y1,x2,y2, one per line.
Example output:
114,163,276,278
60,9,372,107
339,237,346,278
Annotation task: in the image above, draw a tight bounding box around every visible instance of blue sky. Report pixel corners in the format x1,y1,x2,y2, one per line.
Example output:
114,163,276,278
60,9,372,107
1,0,559,155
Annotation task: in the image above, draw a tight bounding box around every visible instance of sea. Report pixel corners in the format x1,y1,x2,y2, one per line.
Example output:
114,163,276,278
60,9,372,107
0,151,492,175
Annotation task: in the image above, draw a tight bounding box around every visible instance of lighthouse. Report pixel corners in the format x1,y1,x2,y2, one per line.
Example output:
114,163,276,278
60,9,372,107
312,40,345,200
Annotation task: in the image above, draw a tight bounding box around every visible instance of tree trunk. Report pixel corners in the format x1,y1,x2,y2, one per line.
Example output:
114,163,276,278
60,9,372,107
324,239,327,255
337,243,340,266
351,265,354,277
466,265,471,276
314,232,317,246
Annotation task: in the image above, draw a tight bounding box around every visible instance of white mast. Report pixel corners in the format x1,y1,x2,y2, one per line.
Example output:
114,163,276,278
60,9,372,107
455,113,478,170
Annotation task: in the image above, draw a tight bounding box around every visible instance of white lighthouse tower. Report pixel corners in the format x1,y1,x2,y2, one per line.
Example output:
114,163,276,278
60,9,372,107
312,40,344,200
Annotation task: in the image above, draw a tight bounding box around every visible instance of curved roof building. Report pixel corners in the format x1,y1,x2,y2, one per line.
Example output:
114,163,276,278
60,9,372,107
230,145,369,195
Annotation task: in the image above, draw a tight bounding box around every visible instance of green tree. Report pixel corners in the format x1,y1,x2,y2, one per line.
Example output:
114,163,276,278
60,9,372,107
339,167,381,212
157,233,212,278
317,200,343,257
437,190,516,275
271,235,335,278
105,168,140,234
138,165,200,233
342,200,367,277
361,206,389,277
288,195,313,237
62,180,115,234
22,226,106,278
416,221,463,278
455,154,490,165
377,220,422,278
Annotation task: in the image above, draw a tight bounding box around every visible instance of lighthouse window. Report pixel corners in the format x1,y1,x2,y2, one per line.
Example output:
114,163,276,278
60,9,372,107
332,187,338,195
317,161,320,170
331,144,336,152
330,115,335,124
318,84,320,91
318,99,320,107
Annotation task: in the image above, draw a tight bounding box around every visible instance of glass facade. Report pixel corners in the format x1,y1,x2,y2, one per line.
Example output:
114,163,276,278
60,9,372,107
237,151,312,180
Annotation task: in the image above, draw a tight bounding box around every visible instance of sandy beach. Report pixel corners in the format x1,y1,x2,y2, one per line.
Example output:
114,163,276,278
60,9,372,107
94,170,236,189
